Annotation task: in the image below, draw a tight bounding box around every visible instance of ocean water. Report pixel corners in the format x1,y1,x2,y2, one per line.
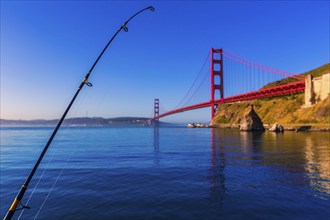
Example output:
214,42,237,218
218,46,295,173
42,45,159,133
1,126,329,220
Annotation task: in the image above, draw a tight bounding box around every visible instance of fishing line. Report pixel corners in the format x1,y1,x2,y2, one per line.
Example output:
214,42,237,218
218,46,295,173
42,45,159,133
33,145,76,220
93,85,112,117
69,88,90,117
18,136,79,220
16,149,57,220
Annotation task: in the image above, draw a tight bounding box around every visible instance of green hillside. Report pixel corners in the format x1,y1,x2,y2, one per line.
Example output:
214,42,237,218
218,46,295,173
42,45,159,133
212,63,330,128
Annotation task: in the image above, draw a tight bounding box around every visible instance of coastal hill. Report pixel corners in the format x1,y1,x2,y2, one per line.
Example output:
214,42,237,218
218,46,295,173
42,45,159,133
0,117,150,126
211,63,330,129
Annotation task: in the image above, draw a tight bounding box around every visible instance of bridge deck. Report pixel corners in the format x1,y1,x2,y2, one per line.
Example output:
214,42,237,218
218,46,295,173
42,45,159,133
151,80,305,120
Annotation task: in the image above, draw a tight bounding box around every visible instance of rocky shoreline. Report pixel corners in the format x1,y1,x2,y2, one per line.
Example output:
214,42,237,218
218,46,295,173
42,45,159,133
212,123,330,132
210,103,330,132
187,122,330,132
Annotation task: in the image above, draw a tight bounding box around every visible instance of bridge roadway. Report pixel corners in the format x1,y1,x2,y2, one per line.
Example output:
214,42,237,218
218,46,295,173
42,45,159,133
151,80,305,120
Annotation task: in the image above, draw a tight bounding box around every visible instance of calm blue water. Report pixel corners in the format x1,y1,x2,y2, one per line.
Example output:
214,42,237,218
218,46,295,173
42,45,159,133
1,126,329,220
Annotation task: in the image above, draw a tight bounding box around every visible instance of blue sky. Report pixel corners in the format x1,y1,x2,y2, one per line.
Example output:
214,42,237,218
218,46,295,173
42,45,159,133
1,0,329,123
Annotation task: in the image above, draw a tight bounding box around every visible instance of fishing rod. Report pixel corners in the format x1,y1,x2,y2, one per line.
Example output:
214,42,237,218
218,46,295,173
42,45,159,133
4,6,155,220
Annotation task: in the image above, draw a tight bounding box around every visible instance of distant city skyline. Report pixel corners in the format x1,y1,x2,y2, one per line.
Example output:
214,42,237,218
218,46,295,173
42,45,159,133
1,1,329,123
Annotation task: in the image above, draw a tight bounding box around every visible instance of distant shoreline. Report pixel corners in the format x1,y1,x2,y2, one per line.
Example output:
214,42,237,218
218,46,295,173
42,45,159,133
0,117,150,126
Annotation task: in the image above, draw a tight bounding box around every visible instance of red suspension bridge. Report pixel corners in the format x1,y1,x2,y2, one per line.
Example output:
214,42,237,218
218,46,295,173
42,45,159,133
150,48,305,126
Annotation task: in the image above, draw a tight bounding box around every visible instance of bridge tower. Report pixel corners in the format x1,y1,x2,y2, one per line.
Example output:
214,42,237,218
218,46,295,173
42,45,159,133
154,98,159,127
210,48,224,119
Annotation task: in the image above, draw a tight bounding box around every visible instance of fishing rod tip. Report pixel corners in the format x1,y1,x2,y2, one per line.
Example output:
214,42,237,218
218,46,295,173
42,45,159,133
148,6,155,11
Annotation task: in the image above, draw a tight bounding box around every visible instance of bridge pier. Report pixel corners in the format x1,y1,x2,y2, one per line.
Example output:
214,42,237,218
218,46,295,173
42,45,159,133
210,48,224,119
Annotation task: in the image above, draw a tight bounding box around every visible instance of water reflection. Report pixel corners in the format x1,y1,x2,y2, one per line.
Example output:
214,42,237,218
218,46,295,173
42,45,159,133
153,127,160,166
239,131,264,166
153,127,159,152
209,128,227,203
240,131,330,197
304,135,330,196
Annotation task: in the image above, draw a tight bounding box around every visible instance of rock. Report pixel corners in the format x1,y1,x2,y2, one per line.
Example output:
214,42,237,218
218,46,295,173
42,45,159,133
240,105,265,132
269,123,284,132
295,126,311,132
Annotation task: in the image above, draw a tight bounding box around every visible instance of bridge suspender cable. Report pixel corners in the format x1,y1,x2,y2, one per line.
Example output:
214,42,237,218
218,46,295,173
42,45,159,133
4,6,155,220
